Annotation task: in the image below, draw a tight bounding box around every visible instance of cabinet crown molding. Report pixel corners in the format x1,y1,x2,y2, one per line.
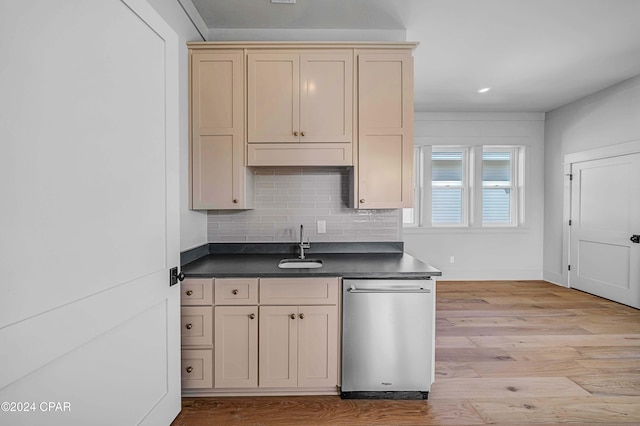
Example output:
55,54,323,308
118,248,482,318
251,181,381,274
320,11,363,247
187,41,419,50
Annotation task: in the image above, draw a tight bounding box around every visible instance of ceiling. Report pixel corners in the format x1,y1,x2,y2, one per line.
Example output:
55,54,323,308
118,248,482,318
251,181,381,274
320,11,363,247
188,0,640,112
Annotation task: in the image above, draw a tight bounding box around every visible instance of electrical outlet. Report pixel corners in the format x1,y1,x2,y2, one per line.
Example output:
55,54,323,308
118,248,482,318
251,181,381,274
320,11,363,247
317,220,326,234
449,256,455,264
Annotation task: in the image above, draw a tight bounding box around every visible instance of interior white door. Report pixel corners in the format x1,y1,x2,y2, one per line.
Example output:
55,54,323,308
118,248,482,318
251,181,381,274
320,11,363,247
0,1,181,425
569,153,640,308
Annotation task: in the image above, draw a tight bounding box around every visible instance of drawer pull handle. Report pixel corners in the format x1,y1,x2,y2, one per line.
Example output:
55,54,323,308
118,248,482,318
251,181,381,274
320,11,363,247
249,313,256,320
293,131,298,136
232,289,238,295
299,313,305,319
290,313,296,320
360,199,365,203
186,366,193,373
185,323,193,330
185,290,193,296
233,199,238,204
301,131,306,137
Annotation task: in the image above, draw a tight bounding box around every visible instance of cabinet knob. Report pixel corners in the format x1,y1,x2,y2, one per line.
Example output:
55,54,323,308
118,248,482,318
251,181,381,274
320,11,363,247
233,199,238,204
185,366,193,373
185,290,193,296
301,131,306,137
290,313,296,320
299,313,305,319
232,289,238,295
293,131,299,136
249,313,256,320
185,323,193,330
360,199,365,203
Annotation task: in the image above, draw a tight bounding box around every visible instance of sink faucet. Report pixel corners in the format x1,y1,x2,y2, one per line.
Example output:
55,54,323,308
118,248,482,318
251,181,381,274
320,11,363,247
299,224,310,259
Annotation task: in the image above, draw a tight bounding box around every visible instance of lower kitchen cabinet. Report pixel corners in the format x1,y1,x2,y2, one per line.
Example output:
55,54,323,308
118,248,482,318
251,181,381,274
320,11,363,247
181,349,213,389
181,306,213,346
214,305,258,388
180,279,214,390
181,277,340,395
297,305,339,387
259,305,338,388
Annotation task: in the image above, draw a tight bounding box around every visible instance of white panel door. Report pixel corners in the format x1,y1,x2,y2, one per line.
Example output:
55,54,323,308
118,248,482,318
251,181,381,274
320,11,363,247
570,153,640,308
0,1,181,425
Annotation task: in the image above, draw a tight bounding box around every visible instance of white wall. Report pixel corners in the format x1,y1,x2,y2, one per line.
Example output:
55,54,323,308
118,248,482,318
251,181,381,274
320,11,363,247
147,0,208,251
404,112,545,280
543,74,640,285
206,28,406,42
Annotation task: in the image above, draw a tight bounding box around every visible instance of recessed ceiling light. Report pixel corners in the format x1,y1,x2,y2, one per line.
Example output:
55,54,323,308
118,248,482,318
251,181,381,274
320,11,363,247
478,87,491,94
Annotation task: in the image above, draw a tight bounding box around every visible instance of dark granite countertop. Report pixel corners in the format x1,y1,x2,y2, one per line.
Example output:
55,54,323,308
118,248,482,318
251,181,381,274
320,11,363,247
181,243,442,279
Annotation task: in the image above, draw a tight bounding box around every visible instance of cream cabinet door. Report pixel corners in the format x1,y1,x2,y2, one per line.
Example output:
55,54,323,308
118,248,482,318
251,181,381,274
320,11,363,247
181,306,213,346
297,305,338,388
214,306,258,388
299,53,352,143
247,53,300,143
248,52,352,144
182,349,213,389
258,305,338,389
191,50,250,209
258,305,298,387
357,53,414,209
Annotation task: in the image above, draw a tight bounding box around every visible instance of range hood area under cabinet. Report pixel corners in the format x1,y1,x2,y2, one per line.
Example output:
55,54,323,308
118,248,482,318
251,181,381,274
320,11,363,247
188,42,416,210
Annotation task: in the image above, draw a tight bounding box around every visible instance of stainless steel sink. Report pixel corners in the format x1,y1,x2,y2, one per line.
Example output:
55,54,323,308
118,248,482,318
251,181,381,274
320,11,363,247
278,258,323,269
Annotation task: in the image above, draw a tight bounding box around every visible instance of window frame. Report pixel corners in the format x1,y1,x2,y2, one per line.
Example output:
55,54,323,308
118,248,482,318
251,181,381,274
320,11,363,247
403,144,525,230
402,146,423,227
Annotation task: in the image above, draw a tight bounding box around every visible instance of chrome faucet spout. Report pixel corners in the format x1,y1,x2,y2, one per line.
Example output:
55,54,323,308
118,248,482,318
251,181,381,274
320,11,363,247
299,224,310,259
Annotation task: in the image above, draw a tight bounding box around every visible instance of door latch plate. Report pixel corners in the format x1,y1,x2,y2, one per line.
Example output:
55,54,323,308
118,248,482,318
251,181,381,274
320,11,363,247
169,267,185,286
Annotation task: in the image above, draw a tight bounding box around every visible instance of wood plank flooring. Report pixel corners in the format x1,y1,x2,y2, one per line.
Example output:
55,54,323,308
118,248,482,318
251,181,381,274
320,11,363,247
171,280,640,425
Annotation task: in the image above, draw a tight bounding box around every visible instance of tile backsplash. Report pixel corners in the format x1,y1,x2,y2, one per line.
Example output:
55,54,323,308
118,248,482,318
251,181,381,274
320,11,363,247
207,168,401,242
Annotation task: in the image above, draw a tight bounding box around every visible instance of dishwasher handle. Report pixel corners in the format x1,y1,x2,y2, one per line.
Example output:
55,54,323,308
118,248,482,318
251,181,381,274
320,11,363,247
347,285,431,294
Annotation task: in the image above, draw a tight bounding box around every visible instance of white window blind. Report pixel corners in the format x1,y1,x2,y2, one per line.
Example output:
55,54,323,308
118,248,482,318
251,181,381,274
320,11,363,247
432,150,467,225
482,149,516,226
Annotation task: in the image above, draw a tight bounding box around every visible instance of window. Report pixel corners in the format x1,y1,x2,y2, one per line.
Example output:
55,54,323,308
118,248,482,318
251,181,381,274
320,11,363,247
431,148,468,226
482,148,517,226
403,145,524,228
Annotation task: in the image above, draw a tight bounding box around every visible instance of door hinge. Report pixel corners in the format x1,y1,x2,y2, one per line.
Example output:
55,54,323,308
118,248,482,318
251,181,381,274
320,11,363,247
568,265,571,271
569,219,572,226
567,173,573,180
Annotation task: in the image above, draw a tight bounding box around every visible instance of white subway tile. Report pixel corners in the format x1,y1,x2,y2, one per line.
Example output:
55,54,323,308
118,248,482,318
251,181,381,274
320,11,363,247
207,167,400,243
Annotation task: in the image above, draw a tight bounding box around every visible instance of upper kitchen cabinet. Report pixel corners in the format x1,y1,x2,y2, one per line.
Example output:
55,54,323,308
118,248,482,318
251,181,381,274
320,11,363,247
187,42,417,210
356,51,414,209
190,50,253,210
246,51,353,166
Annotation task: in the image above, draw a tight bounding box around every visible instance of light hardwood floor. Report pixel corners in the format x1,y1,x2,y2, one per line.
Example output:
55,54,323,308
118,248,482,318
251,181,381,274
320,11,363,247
171,280,640,425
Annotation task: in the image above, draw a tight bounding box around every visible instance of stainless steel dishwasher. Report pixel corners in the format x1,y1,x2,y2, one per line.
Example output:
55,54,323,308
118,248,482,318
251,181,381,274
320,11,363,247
341,278,435,399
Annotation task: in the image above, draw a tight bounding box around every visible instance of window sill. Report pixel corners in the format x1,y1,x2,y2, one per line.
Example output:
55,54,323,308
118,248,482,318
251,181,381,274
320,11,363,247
403,226,531,234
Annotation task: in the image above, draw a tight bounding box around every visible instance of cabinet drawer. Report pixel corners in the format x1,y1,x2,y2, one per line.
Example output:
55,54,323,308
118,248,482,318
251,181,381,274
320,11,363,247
181,306,213,346
181,349,213,389
260,277,339,305
181,278,214,306
215,278,258,305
